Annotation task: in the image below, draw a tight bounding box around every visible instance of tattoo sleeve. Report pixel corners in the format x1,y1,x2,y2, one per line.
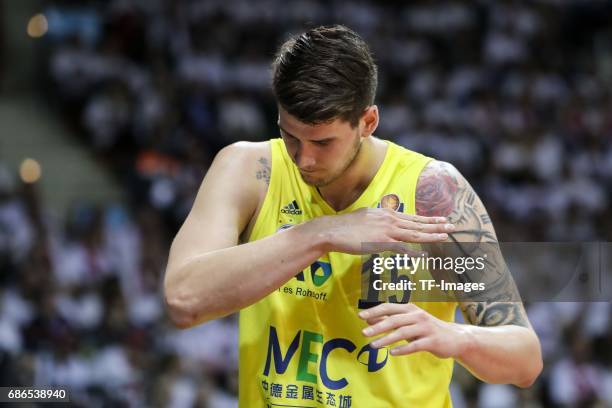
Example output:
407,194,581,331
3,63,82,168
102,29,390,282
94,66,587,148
256,157,271,185
416,161,530,328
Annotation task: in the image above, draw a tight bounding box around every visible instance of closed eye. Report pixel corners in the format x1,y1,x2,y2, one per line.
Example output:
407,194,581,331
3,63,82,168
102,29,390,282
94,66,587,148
313,140,331,146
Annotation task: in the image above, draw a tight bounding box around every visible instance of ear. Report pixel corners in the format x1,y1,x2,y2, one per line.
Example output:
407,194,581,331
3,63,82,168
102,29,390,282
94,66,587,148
360,105,379,137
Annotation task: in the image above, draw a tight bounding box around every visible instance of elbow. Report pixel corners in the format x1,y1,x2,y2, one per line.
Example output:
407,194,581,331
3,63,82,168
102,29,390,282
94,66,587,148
163,266,234,328
514,336,544,388
515,357,543,388
515,361,542,388
164,284,212,329
165,291,199,329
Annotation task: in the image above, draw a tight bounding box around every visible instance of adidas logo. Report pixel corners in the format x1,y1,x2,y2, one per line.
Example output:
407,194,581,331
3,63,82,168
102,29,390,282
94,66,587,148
281,200,302,215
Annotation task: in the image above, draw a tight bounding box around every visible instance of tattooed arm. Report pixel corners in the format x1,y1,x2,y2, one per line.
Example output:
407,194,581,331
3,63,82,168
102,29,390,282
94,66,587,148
361,161,541,386
417,160,542,386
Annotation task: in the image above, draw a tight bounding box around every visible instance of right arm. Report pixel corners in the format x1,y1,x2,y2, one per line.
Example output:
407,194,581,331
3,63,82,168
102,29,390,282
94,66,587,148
164,143,452,328
164,142,327,328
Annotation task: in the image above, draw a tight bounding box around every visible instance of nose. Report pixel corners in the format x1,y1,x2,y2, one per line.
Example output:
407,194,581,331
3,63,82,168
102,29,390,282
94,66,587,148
295,144,316,170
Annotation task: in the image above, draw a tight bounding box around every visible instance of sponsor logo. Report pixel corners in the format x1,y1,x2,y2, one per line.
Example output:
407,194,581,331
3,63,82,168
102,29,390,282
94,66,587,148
282,260,331,300
377,193,404,212
263,326,388,390
277,223,294,232
295,260,332,287
281,200,303,215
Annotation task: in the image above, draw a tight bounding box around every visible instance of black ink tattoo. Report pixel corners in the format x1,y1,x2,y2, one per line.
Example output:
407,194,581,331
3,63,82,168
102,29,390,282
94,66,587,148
466,191,476,206
460,302,526,326
256,157,271,185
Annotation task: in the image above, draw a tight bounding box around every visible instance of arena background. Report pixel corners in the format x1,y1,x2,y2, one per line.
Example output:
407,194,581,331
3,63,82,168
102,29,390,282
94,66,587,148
1,0,611,406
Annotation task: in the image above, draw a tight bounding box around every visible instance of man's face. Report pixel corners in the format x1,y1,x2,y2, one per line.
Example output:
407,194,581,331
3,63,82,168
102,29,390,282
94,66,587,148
278,107,363,187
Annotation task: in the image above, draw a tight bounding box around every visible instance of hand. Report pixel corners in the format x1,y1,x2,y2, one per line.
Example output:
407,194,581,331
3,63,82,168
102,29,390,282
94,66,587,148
307,207,455,255
359,303,469,359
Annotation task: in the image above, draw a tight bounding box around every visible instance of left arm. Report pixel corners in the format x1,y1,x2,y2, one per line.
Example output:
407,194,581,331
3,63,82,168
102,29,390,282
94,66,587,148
360,160,542,388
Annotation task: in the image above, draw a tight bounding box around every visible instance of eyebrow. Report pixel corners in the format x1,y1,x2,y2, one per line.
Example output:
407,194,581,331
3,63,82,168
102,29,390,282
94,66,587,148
277,124,335,143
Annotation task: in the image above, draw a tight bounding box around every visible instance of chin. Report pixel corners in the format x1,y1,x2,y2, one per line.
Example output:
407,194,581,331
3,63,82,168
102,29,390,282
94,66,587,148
299,168,341,187
301,175,320,186
299,173,321,185
302,175,334,188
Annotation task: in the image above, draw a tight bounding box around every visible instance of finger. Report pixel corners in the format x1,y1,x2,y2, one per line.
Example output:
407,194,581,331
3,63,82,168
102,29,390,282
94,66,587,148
398,220,455,234
359,302,417,320
390,338,433,356
365,315,387,326
371,325,425,348
394,212,448,224
392,229,449,243
362,312,422,337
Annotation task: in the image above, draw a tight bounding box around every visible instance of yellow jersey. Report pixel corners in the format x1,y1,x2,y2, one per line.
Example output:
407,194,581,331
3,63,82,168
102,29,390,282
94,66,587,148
239,138,456,407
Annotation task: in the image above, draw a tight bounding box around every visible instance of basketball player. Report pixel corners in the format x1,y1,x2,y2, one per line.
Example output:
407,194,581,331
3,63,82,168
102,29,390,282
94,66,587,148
164,25,542,407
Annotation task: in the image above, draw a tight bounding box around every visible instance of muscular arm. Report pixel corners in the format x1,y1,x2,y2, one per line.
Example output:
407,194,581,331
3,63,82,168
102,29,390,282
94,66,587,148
164,143,327,328
416,160,543,387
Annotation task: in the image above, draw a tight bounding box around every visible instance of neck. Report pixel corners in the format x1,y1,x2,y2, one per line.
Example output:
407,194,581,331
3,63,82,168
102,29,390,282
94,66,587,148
317,137,387,211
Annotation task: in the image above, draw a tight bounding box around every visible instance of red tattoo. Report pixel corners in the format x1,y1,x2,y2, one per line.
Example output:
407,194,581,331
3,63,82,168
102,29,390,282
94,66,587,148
416,174,458,217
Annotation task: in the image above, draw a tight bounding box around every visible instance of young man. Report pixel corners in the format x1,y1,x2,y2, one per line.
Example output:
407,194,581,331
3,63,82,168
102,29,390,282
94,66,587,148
164,25,542,407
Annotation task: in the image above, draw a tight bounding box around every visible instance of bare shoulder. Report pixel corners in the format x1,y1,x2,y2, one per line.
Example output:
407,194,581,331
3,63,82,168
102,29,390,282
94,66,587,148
415,160,496,241
415,160,462,218
416,160,490,228
187,141,271,216
211,140,271,190
170,141,272,259
215,141,271,175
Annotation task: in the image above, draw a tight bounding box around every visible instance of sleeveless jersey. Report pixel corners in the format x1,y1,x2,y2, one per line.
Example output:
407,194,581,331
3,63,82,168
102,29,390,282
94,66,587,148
239,138,457,407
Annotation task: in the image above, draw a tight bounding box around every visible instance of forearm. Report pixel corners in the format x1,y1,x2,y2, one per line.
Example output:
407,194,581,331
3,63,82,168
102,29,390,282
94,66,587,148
455,323,542,387
164,222,326,327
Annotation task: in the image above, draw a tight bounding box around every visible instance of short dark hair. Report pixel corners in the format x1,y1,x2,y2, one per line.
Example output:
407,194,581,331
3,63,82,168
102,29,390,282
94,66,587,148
272,25,377,128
